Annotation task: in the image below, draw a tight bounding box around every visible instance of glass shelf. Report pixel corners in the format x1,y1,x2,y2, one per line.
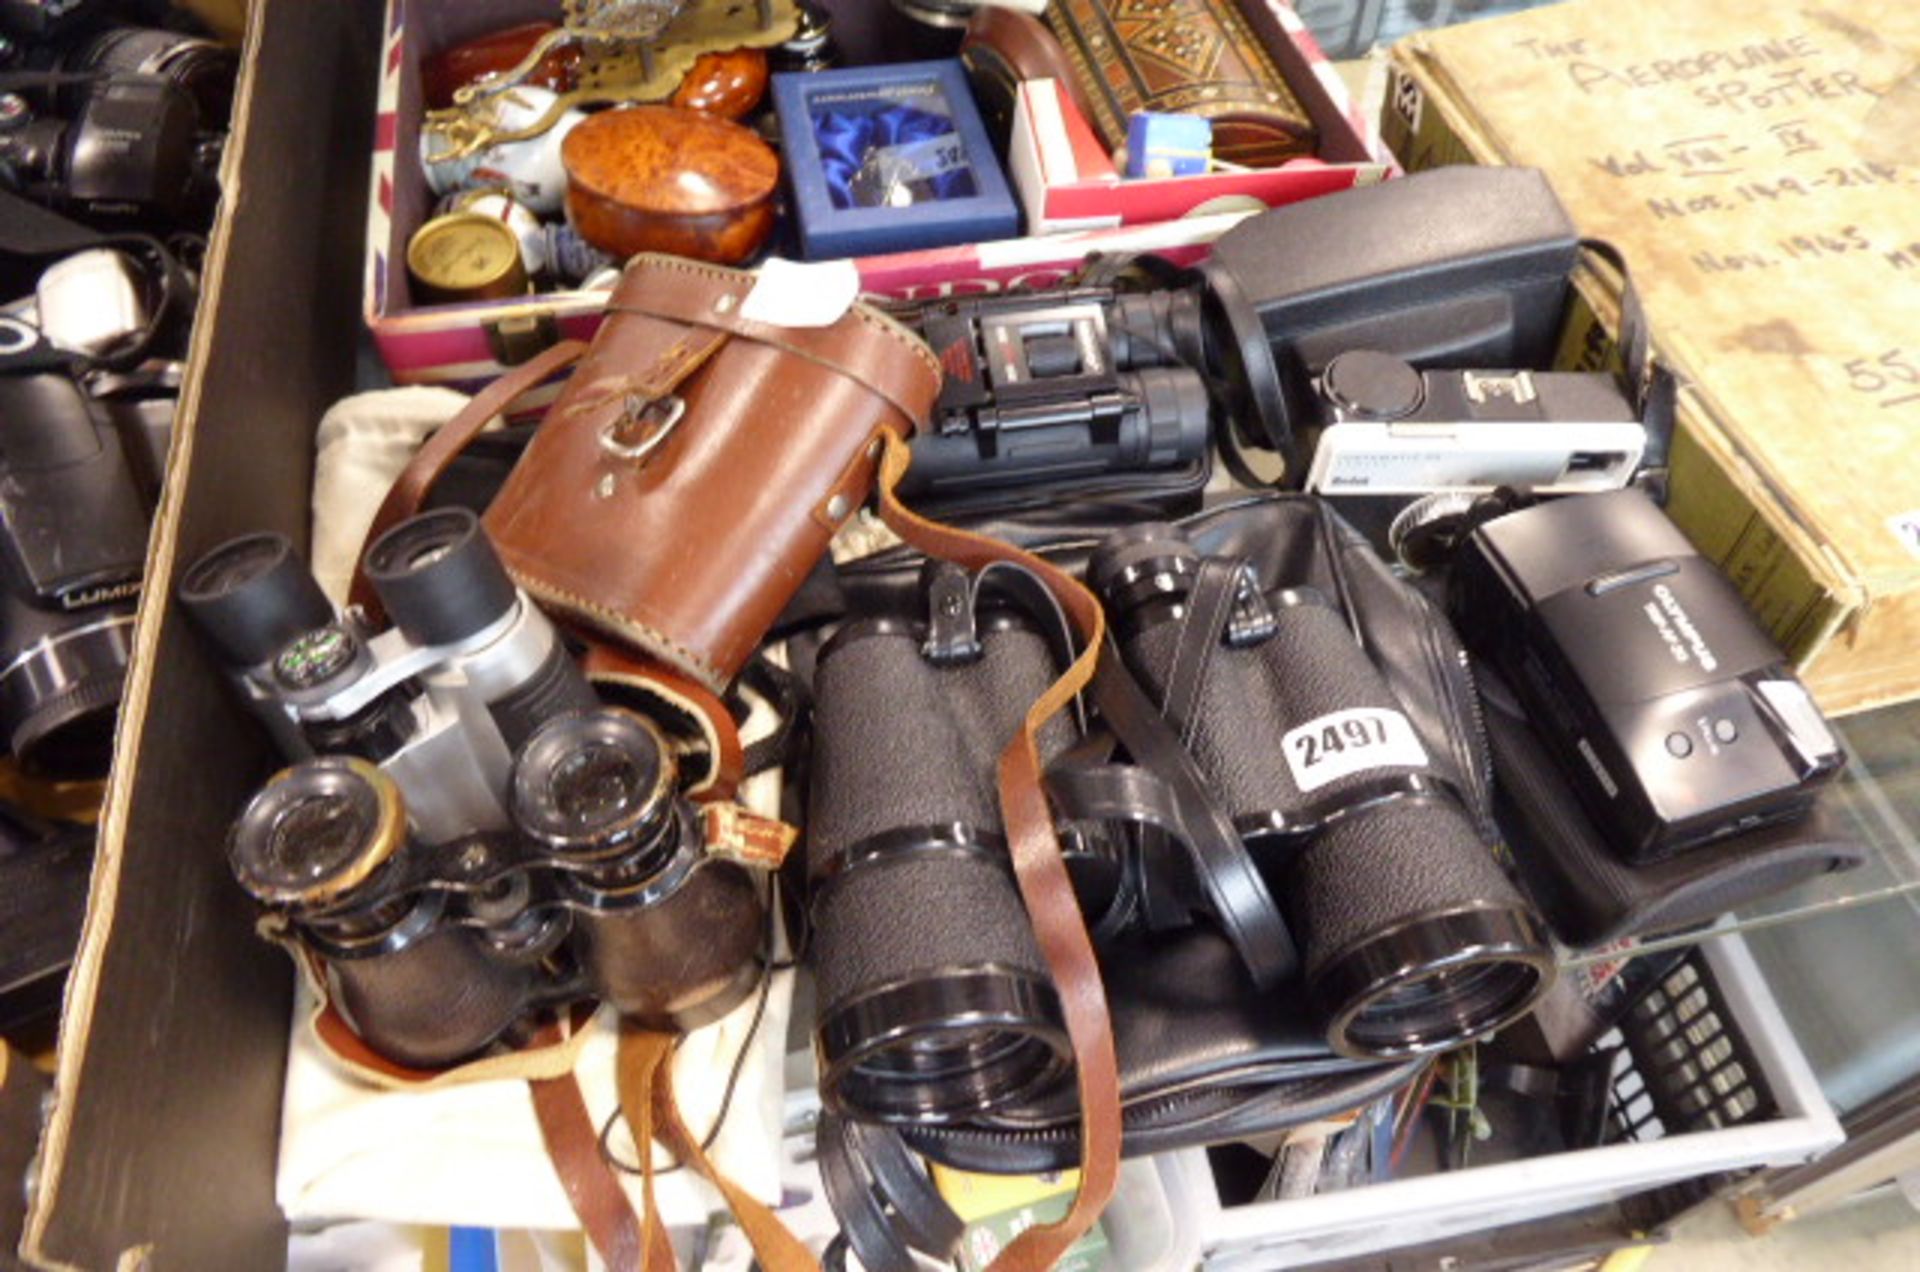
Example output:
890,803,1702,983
1559,698,1920,969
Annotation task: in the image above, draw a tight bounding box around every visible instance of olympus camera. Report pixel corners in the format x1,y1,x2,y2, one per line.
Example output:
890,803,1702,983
229,706,766,1068
0,367,154,777
891,286,1213,511
1092,524,1554,1058
1450,489,1845,863
1302,349,1647,496
180,509,597,845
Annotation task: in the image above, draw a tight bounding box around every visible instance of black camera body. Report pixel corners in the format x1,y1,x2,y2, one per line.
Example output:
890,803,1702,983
0,369,151,776
0,73,218,224
893,286,1213,511
1302,349,1646,496
1451,490,1844,863
1199,166,1581,476
0,22,234,227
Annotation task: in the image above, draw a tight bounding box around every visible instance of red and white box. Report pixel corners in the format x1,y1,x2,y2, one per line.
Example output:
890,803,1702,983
363,0,1388,393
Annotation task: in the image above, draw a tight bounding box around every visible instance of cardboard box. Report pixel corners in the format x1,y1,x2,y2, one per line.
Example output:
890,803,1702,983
363,0,1387,392
1382,0,1920,715
21,2,384,1267
22,7,1847,1268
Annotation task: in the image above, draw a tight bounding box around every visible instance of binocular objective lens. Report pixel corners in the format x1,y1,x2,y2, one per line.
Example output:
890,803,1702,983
512,708,674,858
266,792,378,886
230,756,405,908
550,742,643,831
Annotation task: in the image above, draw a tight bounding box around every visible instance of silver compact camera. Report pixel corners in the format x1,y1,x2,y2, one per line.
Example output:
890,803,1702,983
179,508,595,844
1303,350,1647,496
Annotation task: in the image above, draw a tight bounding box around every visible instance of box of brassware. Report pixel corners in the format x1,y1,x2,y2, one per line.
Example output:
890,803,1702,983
1382,0,1920,715
362,0,1386,398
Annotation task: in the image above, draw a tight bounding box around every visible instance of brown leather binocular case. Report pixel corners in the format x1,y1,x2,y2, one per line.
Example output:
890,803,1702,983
353,253,942,755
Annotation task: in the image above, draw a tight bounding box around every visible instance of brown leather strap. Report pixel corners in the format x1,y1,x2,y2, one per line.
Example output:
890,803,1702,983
530,1069,652,1271
616,1025,821,1272
873,430,1121,1270
347,338,588,616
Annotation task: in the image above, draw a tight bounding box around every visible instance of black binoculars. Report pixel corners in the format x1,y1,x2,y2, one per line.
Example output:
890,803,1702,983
230,706,766,1069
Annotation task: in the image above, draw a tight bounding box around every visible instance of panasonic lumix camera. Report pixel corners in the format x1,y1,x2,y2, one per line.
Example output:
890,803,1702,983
891,286,1213,511
1302,350,1647,496
180,509,598,846
1450,490,1845,864
0,366,154,777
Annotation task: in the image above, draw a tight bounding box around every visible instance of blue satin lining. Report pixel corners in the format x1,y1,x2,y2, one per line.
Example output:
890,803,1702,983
811,104,978,210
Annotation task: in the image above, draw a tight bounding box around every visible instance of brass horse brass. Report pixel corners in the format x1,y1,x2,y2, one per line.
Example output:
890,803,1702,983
425,0,797,161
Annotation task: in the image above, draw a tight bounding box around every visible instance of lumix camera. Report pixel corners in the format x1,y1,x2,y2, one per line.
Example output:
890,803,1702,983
1302,349,1645,496
1451,490,1844,863
180,509,598,846
0,365,158,777
892,285,1213,511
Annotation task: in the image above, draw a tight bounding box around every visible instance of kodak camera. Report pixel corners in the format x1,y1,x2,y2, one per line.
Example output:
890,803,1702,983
1302,350,1646,496
180,509,596,846
1451,490,1843,863
892,286,1212,510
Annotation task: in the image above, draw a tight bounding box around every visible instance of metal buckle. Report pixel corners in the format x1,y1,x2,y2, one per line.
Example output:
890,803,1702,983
597,393,686,462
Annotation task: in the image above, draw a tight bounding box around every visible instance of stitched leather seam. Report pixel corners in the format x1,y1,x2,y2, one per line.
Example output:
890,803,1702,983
617,254,943,382
511,572,726,690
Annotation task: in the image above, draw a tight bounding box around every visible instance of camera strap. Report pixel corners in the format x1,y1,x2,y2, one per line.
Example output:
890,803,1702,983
874,428,1122,1272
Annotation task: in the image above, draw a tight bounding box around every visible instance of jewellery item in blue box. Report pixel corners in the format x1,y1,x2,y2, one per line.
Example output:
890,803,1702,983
773,59,1020,260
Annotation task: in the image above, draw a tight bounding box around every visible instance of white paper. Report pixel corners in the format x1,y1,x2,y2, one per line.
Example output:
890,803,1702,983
1281,707,1429,794
738,257,861,328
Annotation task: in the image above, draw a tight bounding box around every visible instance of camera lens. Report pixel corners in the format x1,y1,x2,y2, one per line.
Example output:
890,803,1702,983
229,756,405,909
364,509,518,647
63,27,239,123
511,708,675,865
180,532,335,667
0,603,135,780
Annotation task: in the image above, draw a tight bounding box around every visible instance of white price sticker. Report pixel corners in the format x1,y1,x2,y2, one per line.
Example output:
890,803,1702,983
1282,707,1429,794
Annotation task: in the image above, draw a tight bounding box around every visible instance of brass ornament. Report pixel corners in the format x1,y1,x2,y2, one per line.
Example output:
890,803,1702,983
425,0,798,162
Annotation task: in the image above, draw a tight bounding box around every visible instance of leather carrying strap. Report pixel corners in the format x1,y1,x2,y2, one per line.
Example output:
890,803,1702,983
875,429,1121,1272
616,1024,820,1272
530,1071,653,1270
347,338,589,618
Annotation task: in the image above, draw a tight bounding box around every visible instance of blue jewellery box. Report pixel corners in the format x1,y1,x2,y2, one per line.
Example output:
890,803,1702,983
773,59,1021,260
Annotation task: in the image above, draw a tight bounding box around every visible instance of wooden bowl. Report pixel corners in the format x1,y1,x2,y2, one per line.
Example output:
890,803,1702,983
562,105,778,266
